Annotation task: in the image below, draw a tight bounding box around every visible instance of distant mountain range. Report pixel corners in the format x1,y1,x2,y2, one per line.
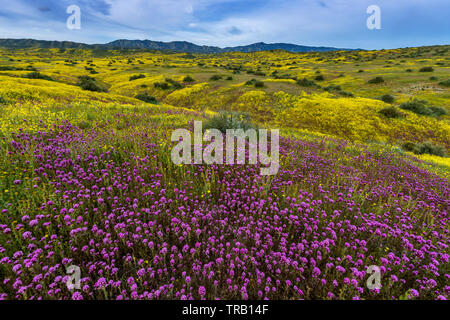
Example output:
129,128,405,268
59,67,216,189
0,38,357,53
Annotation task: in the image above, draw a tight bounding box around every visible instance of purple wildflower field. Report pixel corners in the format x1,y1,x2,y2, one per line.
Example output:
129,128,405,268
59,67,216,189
0,109,448,300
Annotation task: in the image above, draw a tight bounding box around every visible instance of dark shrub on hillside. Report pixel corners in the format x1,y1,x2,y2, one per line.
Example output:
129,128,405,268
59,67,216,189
24,72,54,81
226,76,233,80
358,69,364,73
378,106,404,119
77,76,106,92
0,96,6,104
183,75,195,83
439,79,450,87
399,99,432,116
419,66,434,72
135,93,158,104
315,75,325,81
154,82,170,90
368,76,384,84
254,80,264,88
402,141,446,157
296,78,317,87
405,69,413,72
428,106,447,117
129,74,146,81
210,75,222,81
203,111,256,134
165,78,182,89
380,94,395,103
429,76,438,81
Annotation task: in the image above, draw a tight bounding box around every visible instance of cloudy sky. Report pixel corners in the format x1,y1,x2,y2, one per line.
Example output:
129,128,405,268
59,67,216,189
0,0,448,49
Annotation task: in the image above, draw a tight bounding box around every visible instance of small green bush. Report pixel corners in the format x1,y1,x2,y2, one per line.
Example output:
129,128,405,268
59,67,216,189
129,74,146,81
378,106,404,119
77,76,106,92
165,78,182,89
380,94,395,103
203,111,256,134
399,99,431,116
183,75,195,83
296,78,317,87
419,66,434,72
402,141,446,157
24,71,54,81
368,76,385,84
315,75,325,81
135,93,158,104
438,79,450,87
210,75,222,81
0,96,6,104
154,82,170,90
428,106,447,117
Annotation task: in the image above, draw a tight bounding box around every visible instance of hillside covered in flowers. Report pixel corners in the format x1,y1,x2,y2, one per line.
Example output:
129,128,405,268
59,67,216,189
0,45,448,300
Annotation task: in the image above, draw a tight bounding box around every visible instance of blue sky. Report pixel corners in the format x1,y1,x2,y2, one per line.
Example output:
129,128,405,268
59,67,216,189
0,0,448,49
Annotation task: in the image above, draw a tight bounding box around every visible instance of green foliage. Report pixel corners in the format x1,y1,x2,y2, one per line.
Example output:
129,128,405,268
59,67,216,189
296,78,317,87
129,74,146,81
135,93,158,104
210,75,222,81
378,106,404,119
245,79,264,87
183,75,195,83
203,111,257,134
368,76,385,84
24,71,54,81
77,75,106,92
399,98,446,117
315,75,325,81
154,82,170,90
438,79,450,87
419,66,434,72
402,141,446,157
380,94,395,103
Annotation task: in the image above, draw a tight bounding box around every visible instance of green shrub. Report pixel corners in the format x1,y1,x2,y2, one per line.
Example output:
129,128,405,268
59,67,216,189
419,66,434,72
210,75,222,81
154,82,170,90
135,93,158,104
368,76,384,84
254,80,264,88
429,76,438,81
183,75,195,83
296,78,317,87
378,106,404,119
428,106,447,117
405,69,413,72
315,75,325,81
226,76,233,81
399,98,431,116
380,94,395,103
77,76,106,92
129,74,146,81
0,96,6,104
165,78,182,89
402,141,446,157
438,79,450,87
203,111,256,134
24,71,54,81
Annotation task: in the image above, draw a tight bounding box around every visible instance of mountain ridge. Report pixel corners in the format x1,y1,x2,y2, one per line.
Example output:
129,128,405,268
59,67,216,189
0,38,358,53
